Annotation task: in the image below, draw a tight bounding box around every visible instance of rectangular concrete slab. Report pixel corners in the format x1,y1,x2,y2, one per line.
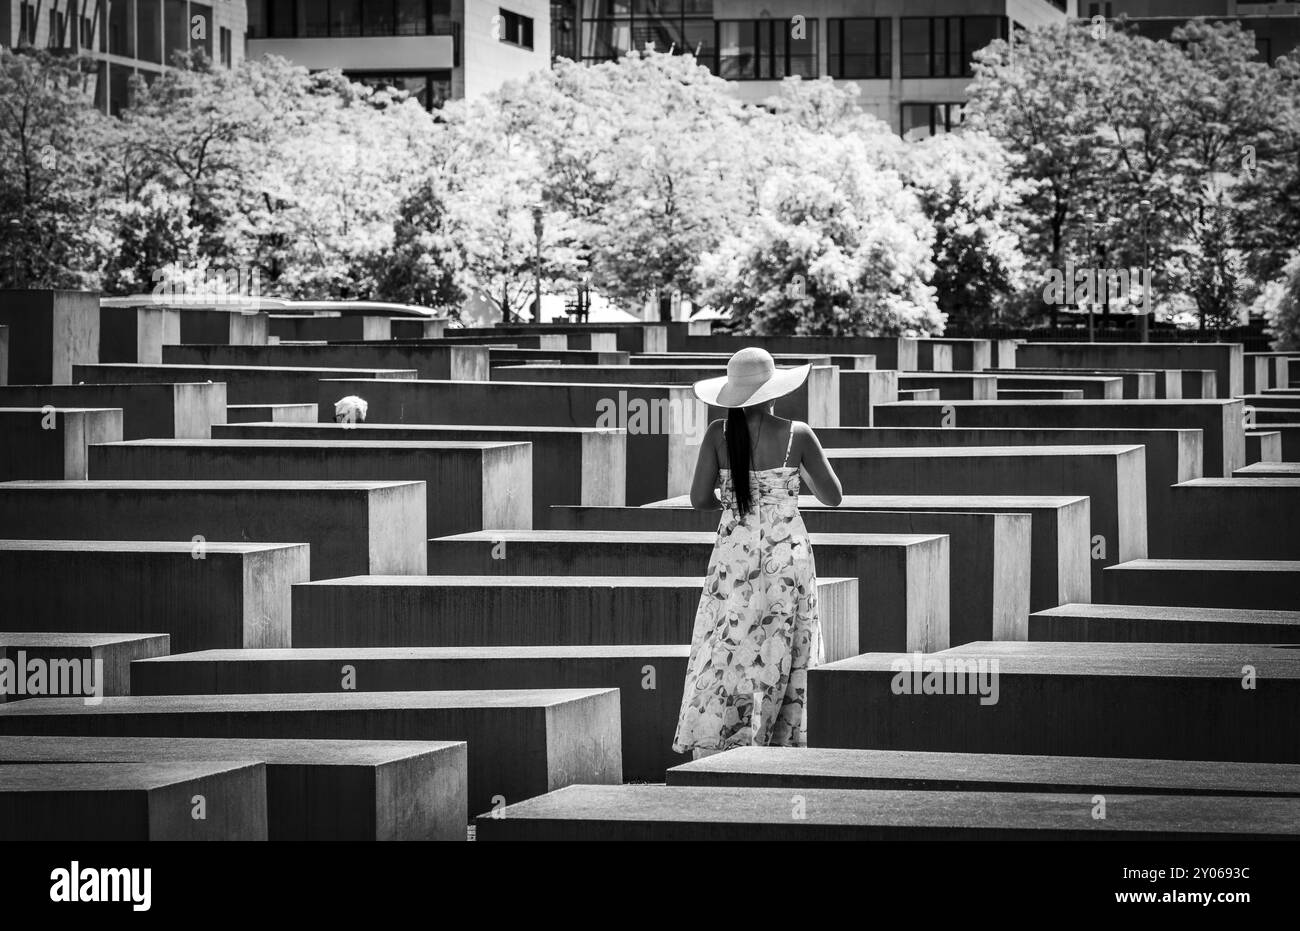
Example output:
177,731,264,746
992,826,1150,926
226,403,316,424
677,334,920,370
131,646,687,783
212,420,626,525
632,492,1090,612
0,632,169,699
0,407,122,480
426,530,943,652
897,373,997,401
1168,478,1300,559
318,377,705,504
99,305,179,364
0,540,308,651
493,363,841,428
0,760,267,840
1235,460,1299,477
987,367,1162,400
0,689,621,814
1016,342,1243,399
88,438,531,538
1245,431,1283,464
475,783,1300,840
74,362,417,404
541,507,1032,639
919,338,990,372
1103,558,1300,610
996,373,1123,399
0,480,426,579
163,342,490,381
815,426,1200,557
876,399,1244,478
0,734,466,841
824,445,1146,592
810,641,1300,763
840,370,898,426
1030,603,1300,643
0,382,226,439
0,290,99,384
666,746,1300,795
292,575,859,655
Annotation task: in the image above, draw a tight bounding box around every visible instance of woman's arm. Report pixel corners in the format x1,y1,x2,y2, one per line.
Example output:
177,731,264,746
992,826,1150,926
794,422,843,507
689,419,725,510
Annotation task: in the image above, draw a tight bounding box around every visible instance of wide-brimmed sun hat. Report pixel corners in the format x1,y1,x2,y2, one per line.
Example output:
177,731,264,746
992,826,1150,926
692,348,811,409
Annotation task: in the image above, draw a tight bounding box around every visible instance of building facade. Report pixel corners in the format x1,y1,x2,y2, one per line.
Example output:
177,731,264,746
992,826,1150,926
551,0,1074,136
244,0,551,107
1095,1,1300,62
1,0,248,113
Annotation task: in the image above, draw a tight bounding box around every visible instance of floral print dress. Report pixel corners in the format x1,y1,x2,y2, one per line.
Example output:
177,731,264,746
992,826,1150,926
672,423,824,754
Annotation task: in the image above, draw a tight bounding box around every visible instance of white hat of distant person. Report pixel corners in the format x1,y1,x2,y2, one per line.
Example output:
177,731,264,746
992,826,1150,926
334,395,368,424
692,348,810,409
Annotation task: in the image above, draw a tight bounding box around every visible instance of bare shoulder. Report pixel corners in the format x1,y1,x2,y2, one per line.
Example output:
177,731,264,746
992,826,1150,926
788,419,813,454
703,418,726,448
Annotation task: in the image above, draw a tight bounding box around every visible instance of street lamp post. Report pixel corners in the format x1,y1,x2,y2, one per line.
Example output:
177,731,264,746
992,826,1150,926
1139,199,1152,342
531,204,544,324
8,218,21,288
1083,212,1096,341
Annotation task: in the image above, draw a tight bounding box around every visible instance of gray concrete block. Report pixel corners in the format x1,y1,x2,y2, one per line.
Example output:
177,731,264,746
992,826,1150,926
427,530,946,652
0,290,99,384
0,734,466,841
0,632,170,697
0,540,308,651
0,382,226,439
0,407,122,479
88,438,531,538
74,362,417,404
0,688,623,814
0,480,427,579
1103,558,1300,609
1030,603,1300,643
131,646,686,783
0,760,268,840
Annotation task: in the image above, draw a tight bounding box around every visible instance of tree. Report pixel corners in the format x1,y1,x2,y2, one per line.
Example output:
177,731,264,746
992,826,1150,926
696,130,942,337
0,48,113,288
1255,251,1300,350
900,130,1036,331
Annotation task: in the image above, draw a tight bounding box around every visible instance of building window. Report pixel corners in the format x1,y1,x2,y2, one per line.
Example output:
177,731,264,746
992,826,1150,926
48,9,66,48
349,70,453,110
220,26,232,66
137,0,163,64
81,13,96,49
579,0,715,63
248,1,450,39
1086,3,1113,18
901,16,1007,78
828,17,890,79
108,0,134,55
164,0,188,61
901,102,964,141
19,2,36,44
191,2,214,60
499,8,534,49
714,18,817,80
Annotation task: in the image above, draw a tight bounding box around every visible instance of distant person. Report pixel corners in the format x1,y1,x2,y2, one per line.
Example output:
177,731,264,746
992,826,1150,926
334,395,368,425
672,348,843,760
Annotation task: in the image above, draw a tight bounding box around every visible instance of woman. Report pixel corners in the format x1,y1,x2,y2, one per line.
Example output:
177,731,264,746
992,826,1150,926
672,347,843,759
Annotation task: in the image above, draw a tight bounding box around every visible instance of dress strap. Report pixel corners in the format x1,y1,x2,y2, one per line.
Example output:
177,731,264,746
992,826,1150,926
783,422,795,467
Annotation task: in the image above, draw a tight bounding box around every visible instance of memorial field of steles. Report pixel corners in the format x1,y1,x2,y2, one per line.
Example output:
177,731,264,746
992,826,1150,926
0,289,1297,846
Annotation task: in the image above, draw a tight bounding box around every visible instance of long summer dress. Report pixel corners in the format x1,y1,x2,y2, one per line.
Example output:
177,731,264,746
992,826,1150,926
671,422,824,754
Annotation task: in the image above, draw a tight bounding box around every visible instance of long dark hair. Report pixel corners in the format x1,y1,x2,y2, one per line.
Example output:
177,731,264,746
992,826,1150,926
726,407,754,517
